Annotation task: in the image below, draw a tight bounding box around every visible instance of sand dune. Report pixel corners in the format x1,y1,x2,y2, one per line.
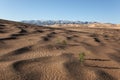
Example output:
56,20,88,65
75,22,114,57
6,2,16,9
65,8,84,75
0,19,120,80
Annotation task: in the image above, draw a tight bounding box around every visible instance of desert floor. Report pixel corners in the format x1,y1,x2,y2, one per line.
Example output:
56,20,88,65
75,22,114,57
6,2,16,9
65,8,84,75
0,20,120,80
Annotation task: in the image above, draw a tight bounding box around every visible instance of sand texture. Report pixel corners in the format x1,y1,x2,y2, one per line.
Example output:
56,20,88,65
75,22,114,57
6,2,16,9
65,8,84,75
0,19,120,80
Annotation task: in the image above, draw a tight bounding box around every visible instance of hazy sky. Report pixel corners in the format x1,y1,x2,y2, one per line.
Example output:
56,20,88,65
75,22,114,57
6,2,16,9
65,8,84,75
0,0,119,23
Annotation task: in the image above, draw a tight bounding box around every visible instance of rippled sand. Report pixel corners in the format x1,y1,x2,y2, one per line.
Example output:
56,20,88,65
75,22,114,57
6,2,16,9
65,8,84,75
0,19,120,80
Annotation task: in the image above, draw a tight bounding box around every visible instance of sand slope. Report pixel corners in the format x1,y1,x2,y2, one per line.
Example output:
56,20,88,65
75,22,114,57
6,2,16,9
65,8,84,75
0,19,120,80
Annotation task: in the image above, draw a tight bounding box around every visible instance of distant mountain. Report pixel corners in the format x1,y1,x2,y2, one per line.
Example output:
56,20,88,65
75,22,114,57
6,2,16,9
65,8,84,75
21,20,96,26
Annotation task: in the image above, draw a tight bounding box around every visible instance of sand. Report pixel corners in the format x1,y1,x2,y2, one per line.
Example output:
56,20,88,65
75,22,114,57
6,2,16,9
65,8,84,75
0,19,120,80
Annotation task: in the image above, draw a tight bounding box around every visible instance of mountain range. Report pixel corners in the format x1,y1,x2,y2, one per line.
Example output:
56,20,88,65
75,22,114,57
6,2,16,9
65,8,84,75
22,20,98,26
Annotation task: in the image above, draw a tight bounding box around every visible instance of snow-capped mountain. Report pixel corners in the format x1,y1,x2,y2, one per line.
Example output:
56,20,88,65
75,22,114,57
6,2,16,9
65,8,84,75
22,20,95,26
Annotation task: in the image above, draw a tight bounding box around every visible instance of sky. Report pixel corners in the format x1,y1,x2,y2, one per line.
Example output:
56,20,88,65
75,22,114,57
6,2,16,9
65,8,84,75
0,0,120,23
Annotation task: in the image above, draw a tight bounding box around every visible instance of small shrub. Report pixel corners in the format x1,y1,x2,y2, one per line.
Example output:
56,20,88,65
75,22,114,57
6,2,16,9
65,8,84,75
56,39,67,45
56,38,61,44
79,52,85,65
62,40,67,45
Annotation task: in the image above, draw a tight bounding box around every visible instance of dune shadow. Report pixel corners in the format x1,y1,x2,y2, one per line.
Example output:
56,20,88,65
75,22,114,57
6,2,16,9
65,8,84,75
0,24,5,26
12,60,42,80
96,70,117,80
64,60,85,80
0,30,6,33
85,58,110,61
0,27,4,29
11,33,26,37
0,36,17,40
19,28,28,33
93,37,101,43
34,30,44,33
8,46,31,55
41,36,50,41
0,46,32,59
85,58,120,69
86,65,120,69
